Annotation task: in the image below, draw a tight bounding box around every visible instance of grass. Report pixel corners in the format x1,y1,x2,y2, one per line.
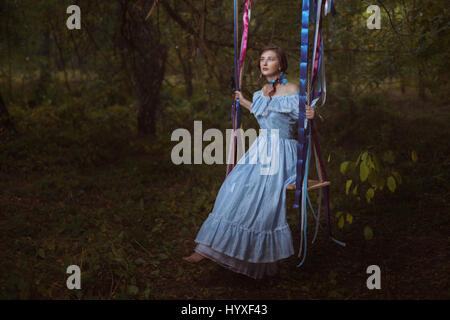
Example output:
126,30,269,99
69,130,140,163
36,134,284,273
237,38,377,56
0,85,448,299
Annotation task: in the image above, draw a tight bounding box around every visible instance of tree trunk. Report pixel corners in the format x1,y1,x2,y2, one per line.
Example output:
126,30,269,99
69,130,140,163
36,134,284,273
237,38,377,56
119,0,168,137
33,25,52,107
39,27,51,87
417,63,427,101
0,91,16,135
176,42,193,98
135,47,168,136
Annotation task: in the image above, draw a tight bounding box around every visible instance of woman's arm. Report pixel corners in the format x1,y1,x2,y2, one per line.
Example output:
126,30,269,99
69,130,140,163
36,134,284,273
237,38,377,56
289,83,314,119
234,91,252,111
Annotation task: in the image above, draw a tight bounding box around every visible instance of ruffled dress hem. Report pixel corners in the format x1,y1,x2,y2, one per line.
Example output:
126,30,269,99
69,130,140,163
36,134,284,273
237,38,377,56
194,243,282,280
194,209,295,279
194,211,295,263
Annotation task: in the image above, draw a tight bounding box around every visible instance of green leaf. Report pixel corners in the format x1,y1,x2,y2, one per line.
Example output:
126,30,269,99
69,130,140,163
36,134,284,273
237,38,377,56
387,176,396,192
338,216,345,228
355,153,362,166
335,211,343,218
361,151,368,163
367,156,375,170
392,170,402,184
411,150,418,162
345,180,352,195
328,154,331,163
360,161,369,182
365,188,375,203
352,185,358,195
346,213,353,224
363,226,374,240
372,156,381,172
340,161,350,175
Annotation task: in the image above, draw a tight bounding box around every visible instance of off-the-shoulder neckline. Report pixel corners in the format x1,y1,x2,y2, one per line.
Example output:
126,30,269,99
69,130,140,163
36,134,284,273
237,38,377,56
258,89,300,98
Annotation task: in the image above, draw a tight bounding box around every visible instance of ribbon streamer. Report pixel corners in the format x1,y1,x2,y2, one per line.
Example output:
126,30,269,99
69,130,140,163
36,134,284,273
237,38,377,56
293,0,311,267
295,0,345,268
226,0,253,175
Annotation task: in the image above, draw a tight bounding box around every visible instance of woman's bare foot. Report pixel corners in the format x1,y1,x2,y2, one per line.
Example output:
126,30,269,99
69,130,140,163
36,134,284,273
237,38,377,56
182,252,205,263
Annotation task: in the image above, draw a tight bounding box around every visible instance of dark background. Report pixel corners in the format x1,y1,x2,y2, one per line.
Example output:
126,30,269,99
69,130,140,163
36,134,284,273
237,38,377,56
0,0,448,299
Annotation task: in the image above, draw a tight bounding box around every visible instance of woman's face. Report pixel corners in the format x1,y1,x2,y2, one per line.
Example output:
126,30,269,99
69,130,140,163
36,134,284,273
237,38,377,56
260,50,280,77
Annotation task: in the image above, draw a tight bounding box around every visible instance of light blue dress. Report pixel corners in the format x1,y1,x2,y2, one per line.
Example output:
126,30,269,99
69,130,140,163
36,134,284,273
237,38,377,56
193,89,300,279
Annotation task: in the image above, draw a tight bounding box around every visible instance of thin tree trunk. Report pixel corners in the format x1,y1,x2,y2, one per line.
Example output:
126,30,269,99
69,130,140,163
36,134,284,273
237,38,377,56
0,91,16,134
161,1,229,91
34,25,52,105
176,43,193,97
417,63,427,101
5,4,12,101
50,19,71,93
400,75,406,94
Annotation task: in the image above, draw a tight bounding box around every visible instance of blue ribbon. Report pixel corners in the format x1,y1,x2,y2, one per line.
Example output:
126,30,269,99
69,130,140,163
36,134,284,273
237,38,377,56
294,0,312,267
233,0,241,130
294,1,310,210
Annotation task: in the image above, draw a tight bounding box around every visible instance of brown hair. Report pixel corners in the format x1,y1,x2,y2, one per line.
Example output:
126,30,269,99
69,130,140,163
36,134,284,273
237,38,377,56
258,45,288,101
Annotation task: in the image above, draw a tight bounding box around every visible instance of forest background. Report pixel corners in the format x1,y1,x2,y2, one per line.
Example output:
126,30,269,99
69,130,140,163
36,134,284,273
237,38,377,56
0,0,448,299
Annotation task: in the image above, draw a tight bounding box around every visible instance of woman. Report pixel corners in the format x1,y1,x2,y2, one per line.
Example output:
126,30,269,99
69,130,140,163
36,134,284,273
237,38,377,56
183,45,315,279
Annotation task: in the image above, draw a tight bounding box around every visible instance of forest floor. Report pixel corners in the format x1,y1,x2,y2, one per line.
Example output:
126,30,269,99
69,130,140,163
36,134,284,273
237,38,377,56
0,87,448,299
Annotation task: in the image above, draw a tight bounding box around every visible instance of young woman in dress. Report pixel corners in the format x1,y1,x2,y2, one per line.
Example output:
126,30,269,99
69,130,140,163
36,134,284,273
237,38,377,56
183,45,315,279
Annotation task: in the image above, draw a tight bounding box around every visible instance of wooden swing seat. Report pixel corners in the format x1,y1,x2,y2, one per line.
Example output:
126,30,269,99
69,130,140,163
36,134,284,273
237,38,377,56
286,179,330,191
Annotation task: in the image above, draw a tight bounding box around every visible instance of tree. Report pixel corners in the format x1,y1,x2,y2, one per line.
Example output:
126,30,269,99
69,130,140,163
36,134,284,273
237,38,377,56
118,0,168,136
0,91,15,136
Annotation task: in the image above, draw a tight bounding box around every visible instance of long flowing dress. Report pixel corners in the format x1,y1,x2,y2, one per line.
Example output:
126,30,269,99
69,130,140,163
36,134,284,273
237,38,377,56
193,89,301,279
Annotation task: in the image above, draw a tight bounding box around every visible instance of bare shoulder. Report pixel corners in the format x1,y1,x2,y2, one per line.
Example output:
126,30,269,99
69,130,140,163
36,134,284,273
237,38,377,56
286,83,299,94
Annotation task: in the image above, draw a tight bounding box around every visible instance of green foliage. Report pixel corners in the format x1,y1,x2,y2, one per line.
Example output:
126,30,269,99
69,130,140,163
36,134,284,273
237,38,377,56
345,179,352,195
339,150,407,204
337,148,418,237
5,98,136,169
363,226,374,240
335,211,353,229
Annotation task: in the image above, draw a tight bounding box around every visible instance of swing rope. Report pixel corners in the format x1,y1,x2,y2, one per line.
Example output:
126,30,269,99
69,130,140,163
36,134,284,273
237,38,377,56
227,0,344,270
295,0,345,268
227,0,254,176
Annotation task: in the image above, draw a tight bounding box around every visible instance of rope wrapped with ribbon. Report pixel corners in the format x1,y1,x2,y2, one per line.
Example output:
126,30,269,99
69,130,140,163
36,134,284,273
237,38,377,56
295,0,345,268
227,0,255,175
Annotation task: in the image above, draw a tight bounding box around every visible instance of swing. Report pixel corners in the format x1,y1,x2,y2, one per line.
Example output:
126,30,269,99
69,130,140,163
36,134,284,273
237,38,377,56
287,180,330,191
286,66,330,193
228,0,345,270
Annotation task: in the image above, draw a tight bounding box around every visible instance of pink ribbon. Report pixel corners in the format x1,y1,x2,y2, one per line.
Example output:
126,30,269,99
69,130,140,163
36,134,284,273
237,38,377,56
238,0,252,79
